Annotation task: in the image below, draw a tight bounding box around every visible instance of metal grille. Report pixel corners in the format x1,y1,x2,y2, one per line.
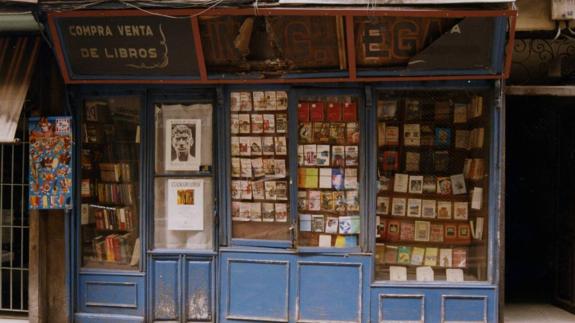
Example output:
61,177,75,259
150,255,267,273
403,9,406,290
0,116,29,313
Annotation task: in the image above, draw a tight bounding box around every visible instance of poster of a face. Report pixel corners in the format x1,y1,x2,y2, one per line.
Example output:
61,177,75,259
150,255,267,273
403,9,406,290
165,119,201,171
167,179,204,231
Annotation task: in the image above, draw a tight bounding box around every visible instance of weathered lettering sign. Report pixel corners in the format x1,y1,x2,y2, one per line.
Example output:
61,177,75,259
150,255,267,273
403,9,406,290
56,16,199,78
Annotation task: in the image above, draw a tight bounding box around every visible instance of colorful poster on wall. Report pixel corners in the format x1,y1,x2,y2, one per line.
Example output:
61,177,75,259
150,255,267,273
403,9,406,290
29,117,73,209
166,178,204,231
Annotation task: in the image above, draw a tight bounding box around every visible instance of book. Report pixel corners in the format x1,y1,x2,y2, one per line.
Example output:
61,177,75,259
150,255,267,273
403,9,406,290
275,181,288,200
434,101,450,121
345,146,359,166
304,145,317,166
387,220,401,242
404,124,421,146
444,223,458,243
439,248,453,267
239,137,251,156
470,128,485,149
253,158,266,178
414,220,430,242
397,246,412,265
262,158,275,175
231,202,242,220
312,214,325,232
420,125,434,146
253,91,266,111
275,137,287,155
400,221,414,241
470,96,483,118
416,266,434,282
81,179,92,197
297,145,304,166
346,122,360,145
453,248,467,268
300,214,312,231
251,114,263,134
446,269,464,282
327,102,342,121
430,224,444,242
265,91,277,110
231,137,240,156
299,123,313,143
385,126,399,145
325,216,339,233
230,92,241,112
339,215,360,234
329,123,346,144
453,202,469,220
276,114,287,133
424,247,438,266
262,114,275,134
405,152,420,172
376,218,385,239
239,114,251,134
264,181,276,200
318,235,332,247
231,158,241,177
435,127,451,147
308,190,321,211
239,203,251,221
391,198,406,216
457,223,471,242
298,102,310,122
276,91,288,111
344,168,358,190
377,123,386,146
342,102,357,121
346,191,360,211
422,200,436,218
407,199,422,217
381,151,399,171
437,176,452,195
319,168,332,188
297,191,308,210
453,103,468,123
437,201,452,219
409,175,423,194
455,130,470,149
334,191,346,212
389,266,407,281
320,192,335,211
250,202,262,221
450,174,467,195
316,145,330,166
275,203,288,222
377,100,398,120
411,247,425,266
471,187,483,210
405,99,421,121
385,245,399,263
253,181,265,200
310,102,325,121
394,173,409,193
332,146,345,167
240,158,253,177
377,196,390,215
230,114,240,134
274,159,287,178
422,176,436,193
332,168,344,190
250,137,262,156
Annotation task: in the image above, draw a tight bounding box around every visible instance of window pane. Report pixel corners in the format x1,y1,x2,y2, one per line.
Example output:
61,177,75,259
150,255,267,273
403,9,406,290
80,96,141,270
230,91,291,241
374,91,490,282
154,103,214,249
297,96,361,248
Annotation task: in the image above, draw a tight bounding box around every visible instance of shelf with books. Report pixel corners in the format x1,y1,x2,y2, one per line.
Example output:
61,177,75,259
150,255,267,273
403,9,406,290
374,91,490,283
80,97,142,270
297,96,361,248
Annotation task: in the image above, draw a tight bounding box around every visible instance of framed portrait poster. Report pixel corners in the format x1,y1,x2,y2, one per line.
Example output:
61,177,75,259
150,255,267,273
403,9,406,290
165,119,201,171
167,178,204,231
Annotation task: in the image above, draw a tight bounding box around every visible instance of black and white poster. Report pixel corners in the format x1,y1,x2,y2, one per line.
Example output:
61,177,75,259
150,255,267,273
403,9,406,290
165,119,201,171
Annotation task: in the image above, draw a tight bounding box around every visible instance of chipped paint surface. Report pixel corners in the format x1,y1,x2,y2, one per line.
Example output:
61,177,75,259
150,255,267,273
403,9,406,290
188,289,211,320
154,276,178,320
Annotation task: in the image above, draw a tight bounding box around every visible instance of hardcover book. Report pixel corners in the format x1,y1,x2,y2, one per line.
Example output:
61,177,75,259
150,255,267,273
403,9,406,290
414,220,430,242
394,173,409,193
263,114,275,134
430,224,444,242
411,247,425,266
327,102,342,121
422,200,437,218
310,102,325,122
298,102,310,122
400,221,414,241
407,199,422,217
342,102,357,121
434,127,451,147
453,103,468,123
397,246,412,265
437,201,452,220
387,220,401,242
439,248,453,267
391,198,407,216
424,247,438,266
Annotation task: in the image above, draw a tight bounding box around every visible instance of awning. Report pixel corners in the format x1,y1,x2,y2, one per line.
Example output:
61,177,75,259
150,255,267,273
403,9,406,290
0,37,39,142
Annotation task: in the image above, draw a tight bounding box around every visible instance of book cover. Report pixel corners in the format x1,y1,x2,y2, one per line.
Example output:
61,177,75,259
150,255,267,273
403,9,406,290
470,127,485,149
329,123,346,144
411,247,425,266
391,198,406,216
384,245,399,263
422,200,437,218
239,202,251,221
312,214,325,232
378,175,391,192
422,176,436,193
275,181,288,200
298,102,310,122
300,214,312,231
453,103,468,123
320,191,335,211
276,114,288,133
414,220,431,242
346,190,360,211
382,151,399,171
239,92,253,111
231,201,242,220
299,122,313,143
437,176,452,195
319,234,332,247
344,168,358,190
276,91,288,111
297,191,308,210
314,122,331,143
416,266,434,282
332,168,345,190
325,216,339,233
377,218,386,239
424,247,439,266
275,203,288,222
451,174,467,195
397,246,412,265
385,126,399,145
251,114,263,134
434,127,451,147
327,102,342,121
240,181,253,200
452,248,467,268
400,221,414,241
405,99,421,121
387,220,401,242
409,175,423,194
433,151,449,172
470,96,483,118
377,100,398,120
238,114,251,134
437,201,452,219
310,102,325,121
339,215,360,234
262,137,275,156
319,168,332,189
297,145,304,166
420,125,434,146
275,137,287,155
231,158,241,177
430,224,444,242
240,158,253,177
230,114,240,134
346,122,360,145
316,145,330,166
457,223,471,242
405,151,420,172
404,124,421,147
230,180,241,200
265,91,277,111
376,196,390,215
444,223,458,243
263,158,275,175
274,159,287,178
264,181,277,200
250,202,262,221
407,199,422,217
345,145,359,166
342,102,357,121
308,190,321,211
304,144,317,166
250,137,262,156
262,114,275,134
455,130,470,149
393,173,409,193
253,181,265,200
230,92,241,112
253,91,266,111
334,191,346,212
239,137,251,156
439,248,453,267
252,158,265,178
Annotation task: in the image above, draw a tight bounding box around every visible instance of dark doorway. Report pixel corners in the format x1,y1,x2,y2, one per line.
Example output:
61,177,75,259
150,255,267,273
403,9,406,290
506,95,575,313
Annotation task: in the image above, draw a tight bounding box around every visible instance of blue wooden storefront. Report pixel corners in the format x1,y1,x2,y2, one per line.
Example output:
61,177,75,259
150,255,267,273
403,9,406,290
45,5,512,323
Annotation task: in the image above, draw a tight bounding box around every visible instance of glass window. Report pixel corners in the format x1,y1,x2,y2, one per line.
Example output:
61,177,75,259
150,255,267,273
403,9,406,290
229,91,291,241
297,96,361,248
153,103,214,250
374,90,490,282
80,96,141,270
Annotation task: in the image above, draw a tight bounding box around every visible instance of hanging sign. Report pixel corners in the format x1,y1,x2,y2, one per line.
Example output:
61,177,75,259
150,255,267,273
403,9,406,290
29,117,73,210
54,16,199,78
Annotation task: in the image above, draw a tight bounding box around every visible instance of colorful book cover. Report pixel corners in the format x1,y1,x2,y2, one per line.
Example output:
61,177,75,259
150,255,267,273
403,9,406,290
410,247,425,266
424,247,439,266
434,127,452,147
298,102,310,122
397,246,412,265
342,102,357,121
326,102,342,121
310,102,325,121
400,221,414,241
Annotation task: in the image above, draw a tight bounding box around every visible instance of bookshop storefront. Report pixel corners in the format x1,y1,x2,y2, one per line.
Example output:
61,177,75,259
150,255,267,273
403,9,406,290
44,3,516,322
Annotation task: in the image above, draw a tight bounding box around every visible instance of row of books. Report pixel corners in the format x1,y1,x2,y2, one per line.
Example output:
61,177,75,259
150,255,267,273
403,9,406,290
83,123,139,144
298,144,358,167
300,214,360,234
231,112,288,135
376,96,483,123
379,197,469,220
230,91,288,112
231,157,287,179
92,206,135,231
99,163,134,182
381,244,468,268
92,233,133,264
298,190,359,212
377,123,484,149
96,183,136,205
231,180,288,201
297,167,358,190
378,148,485,176
232,201,288,222
298,122,359,145
298,101,358,123
391,173,467,195
377,218,482,243
231,136,287,157
81,146,139,171
306,235,358,248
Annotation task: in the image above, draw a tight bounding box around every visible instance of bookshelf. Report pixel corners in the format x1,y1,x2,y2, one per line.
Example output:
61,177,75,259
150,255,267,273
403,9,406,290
374,92,489,282
80,97,141,270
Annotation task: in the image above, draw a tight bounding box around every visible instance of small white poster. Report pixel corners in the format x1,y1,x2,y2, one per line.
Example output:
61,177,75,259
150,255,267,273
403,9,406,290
167,179,204,231
165,119,201,171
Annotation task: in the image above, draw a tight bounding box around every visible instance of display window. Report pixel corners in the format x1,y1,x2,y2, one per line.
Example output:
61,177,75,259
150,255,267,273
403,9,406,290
79,96,142,270
373,90,490,282
153,101,215,250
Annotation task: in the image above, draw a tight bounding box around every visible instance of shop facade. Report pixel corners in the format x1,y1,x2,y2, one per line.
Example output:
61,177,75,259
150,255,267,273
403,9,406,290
43,3,516,322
